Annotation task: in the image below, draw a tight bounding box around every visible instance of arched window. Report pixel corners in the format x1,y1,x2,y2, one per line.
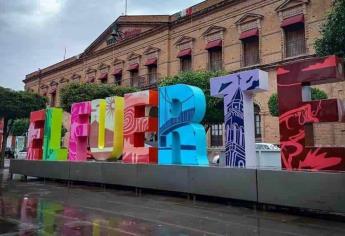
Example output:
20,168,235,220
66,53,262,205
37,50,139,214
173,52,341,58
254,104,262,140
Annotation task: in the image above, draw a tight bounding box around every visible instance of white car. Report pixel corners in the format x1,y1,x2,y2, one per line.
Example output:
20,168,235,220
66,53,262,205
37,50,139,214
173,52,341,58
15,148,27,159
255,143,280,151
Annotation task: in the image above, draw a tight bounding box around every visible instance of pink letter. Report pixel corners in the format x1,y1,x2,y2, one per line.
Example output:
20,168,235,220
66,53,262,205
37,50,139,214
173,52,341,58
68,102,91,161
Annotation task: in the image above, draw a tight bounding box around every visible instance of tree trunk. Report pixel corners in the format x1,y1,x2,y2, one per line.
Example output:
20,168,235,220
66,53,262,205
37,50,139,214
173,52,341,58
0,118,8,169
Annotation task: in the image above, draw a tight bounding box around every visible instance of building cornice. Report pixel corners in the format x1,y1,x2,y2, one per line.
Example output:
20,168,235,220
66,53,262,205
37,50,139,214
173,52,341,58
24,24,173,83
26,0,317,86
170,0,240,29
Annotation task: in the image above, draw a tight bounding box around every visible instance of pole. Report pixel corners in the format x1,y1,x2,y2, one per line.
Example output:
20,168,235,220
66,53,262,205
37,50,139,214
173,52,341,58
63,47,67,60
125,0,127,15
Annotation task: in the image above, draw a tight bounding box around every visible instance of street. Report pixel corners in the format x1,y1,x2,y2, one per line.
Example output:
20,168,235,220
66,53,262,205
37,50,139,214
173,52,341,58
0,167,345,235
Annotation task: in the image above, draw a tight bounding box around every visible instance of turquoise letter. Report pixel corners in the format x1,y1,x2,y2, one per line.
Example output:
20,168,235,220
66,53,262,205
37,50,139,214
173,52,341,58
158,84,208,166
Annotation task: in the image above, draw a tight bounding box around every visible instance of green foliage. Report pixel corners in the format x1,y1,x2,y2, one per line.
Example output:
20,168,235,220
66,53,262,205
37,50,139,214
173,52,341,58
159,70,227,125
59,83,139,112
315,0,345,57
268,93,279,117
10,118,29,136
0,87,46,166
268,88,328,117
0,87,47,120
311,87,328,100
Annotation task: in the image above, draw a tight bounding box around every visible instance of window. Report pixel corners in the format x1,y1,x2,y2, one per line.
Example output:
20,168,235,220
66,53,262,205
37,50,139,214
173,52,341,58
130,70,139,87
285,24,306,57
208,48,222,71
147,65,157,85
50,92,56,107
114,74,122,85
210,123,223,147
243,37,259,66
254,104,261,140
180,56,192,72
100,79,107,84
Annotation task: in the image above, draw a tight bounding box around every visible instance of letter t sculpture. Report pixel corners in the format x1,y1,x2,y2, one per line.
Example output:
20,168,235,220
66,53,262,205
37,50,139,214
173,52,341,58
210,69,268,168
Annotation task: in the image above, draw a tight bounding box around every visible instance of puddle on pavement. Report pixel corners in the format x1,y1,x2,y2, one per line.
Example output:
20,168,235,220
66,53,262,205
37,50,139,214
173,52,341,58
1,168,345,235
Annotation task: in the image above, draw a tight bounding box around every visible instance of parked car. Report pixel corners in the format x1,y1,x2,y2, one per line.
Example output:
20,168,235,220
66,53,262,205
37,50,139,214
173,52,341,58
255,143,280,151
16,148,27,159
211,154,221,164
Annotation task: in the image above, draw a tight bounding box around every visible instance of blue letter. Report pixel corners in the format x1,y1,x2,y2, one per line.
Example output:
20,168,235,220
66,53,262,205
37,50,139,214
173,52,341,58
158,84,208,166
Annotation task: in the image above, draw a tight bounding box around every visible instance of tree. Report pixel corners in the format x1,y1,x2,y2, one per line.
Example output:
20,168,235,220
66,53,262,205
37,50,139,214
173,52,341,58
158,71,227,130
0,87,47,167
268,88,328,117
59,83,139,112
11,118,29,136
315,0,345,57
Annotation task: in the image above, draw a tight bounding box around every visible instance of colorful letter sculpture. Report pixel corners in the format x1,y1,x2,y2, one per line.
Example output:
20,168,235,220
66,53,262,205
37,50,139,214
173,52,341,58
27,110,46,160
123,90,158,164
42,108,68,161
90,97,124,160
158,84,208,165
277,55,345,171
211,69,268,167
68,101,91,161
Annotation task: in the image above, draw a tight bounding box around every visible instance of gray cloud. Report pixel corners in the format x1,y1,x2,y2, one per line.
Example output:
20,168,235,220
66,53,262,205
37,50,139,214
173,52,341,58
0,0,202,90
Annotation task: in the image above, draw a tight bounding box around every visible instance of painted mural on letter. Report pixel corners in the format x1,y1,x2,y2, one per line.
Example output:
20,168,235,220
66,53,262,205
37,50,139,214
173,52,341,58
277,55,345,171
68,101,91,161
26,110,46,160
122,90,158,164
158,84,208,165
42,108,68,161
211,69,268,168
90,96,124,160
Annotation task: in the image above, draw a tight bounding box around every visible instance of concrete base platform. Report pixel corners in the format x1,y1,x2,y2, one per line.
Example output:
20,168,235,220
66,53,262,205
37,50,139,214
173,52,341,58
9,160,345,214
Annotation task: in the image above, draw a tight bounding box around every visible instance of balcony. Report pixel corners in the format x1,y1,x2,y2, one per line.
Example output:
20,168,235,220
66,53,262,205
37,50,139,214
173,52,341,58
208,59,223,71
285,38,306,58
124,73,162,89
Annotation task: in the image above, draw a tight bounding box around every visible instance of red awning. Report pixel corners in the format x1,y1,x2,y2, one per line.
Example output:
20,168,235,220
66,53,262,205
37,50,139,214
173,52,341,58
177,48,192,58
128,63,139,71
112,68,122,75
145,58,157,66
98,73,108,80
205,39,222,50
281,14,304,28
239,28,259,40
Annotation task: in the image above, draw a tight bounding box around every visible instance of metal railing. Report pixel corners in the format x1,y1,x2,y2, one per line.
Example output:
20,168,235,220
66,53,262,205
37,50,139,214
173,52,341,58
122,73,162,89
208,60,223,71
286,38,306,58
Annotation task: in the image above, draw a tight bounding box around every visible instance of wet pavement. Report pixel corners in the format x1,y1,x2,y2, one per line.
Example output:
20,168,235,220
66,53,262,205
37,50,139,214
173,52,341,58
1,167,345,235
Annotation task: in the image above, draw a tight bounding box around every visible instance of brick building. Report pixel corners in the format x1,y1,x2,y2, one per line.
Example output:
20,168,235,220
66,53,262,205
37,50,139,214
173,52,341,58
23,0,345,148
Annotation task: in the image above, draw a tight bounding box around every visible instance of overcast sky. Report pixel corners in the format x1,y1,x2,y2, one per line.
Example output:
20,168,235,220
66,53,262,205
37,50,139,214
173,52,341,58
0,0,203,90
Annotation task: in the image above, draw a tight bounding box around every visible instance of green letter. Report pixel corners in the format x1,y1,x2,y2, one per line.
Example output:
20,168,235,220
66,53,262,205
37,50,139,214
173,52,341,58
43,108,68,161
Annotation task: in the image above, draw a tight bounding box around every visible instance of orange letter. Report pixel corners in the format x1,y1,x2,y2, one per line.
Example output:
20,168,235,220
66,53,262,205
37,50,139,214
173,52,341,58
123,90,158,164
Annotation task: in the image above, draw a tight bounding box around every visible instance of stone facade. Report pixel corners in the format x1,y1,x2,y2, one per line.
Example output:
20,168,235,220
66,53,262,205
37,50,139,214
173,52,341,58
23,0,345,147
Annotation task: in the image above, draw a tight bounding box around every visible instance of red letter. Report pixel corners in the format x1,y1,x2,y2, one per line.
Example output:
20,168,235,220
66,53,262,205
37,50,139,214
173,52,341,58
27,110,46,160
277,55,345,171
123,90,158,164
